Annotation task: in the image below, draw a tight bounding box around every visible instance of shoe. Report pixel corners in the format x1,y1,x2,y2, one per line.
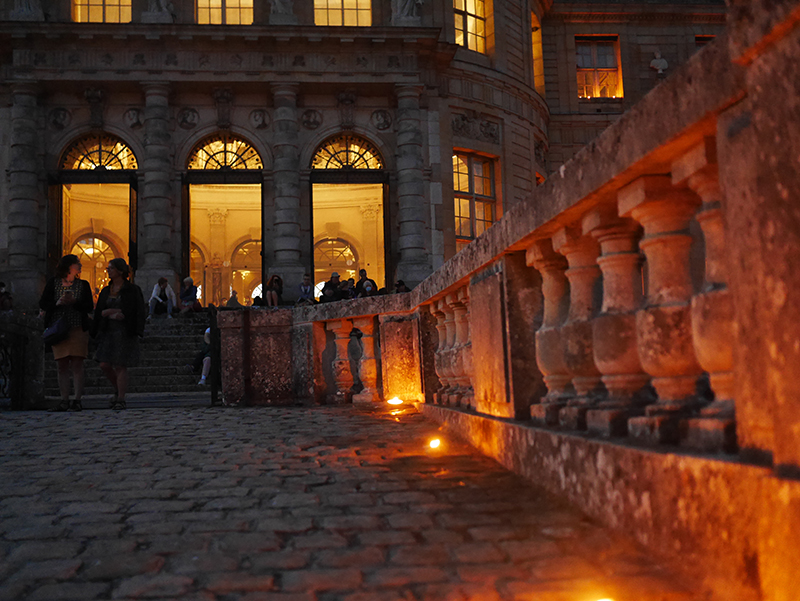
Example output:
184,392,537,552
167,315,173,319
146,315,152,321
70,400,82,412
48,399,70,412
108,392,118,409
112,401,126,411
198,377,207,385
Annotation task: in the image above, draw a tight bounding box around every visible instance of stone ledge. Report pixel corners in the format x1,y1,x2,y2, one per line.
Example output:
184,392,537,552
420,403,799,601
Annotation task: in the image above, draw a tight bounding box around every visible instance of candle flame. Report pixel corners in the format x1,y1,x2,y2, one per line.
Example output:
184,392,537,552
387,397,403,405
429,439,441,449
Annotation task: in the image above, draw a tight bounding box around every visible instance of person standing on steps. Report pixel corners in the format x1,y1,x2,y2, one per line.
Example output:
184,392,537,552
92,259,145,410
39,254,94,412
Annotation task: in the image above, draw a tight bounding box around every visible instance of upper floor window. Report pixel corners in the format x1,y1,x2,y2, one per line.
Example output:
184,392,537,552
311,135,384,170
72,0,131,23
197,0,253,24
60,134,138,170
453,152,495,252
576,36,623,99
454,0,487,54
314,0,371,26
187,134,262,170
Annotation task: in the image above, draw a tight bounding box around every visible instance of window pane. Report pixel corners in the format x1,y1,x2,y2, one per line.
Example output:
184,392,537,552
597,70,618,97
453,0,464,9
596,43,616,68
575,43,593,69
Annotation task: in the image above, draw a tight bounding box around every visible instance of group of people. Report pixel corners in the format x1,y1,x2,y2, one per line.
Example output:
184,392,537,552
147,276,201,318
40,255,145,412
315,269,409,304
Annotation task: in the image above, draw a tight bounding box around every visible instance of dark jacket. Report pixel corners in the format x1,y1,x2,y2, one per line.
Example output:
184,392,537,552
91,281,145,338
39,277,93,330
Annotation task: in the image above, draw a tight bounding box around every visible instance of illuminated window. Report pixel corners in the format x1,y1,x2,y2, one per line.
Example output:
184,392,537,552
187,134,262,170
70,237,118,296
454,0,486,53
197,0,253,24
60,134,138,170
311,135,384,170
531,12,545,96
314,238,359,297
314,0,371,26
72,0,131,22
453,152,495,252
576,36,623,99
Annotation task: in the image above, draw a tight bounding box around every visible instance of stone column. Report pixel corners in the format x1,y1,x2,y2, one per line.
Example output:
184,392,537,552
527,239,572,425
395,84,430,286
326,319,353,404
553,227,604,430
137,82,175,293
7,81,44,308
584,209,651,437
271,84,305,292
673,139,736,453
619,175,703,444
352,316,382,404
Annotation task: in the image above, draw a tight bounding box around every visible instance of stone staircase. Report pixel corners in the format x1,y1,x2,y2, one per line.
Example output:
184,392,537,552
44,313,213,397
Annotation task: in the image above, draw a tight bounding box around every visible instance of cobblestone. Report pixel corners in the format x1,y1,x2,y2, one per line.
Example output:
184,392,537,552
0,404,708,600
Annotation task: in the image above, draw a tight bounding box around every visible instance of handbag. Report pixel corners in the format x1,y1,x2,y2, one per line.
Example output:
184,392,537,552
43,316,70,346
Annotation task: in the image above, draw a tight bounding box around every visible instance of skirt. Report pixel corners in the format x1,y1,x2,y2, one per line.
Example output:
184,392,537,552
52,327,89,360
95,322,140,367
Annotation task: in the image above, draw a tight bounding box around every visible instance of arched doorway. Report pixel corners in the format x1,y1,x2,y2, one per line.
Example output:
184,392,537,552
50,133,139,278
230,240,262,301
184,133,263,306
310,134,388,290
69,235,122,302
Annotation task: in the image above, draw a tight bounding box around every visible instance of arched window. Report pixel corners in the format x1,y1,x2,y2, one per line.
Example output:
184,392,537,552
60,134,138,170
314,237,359,297
187,134,263,170
69,236,120,297
190,244,206,303
311,135,384,170
231,240,262,301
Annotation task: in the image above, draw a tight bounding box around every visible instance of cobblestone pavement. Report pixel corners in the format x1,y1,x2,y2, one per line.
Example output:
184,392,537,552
0,404,706,601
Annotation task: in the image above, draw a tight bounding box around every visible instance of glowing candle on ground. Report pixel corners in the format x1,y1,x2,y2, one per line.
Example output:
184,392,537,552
387,397,403,405
429,439,441,449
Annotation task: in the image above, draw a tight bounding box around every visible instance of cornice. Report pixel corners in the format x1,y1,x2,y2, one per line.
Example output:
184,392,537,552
545,11,726,24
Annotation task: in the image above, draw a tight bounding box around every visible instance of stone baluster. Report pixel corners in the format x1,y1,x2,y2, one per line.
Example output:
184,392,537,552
7,81,44,308
584,209,652,437
619,175,703,444
440,298,458,405
326,319,354,404
672,139,736,453
138,82,175,292
458,288,475,410
553,227,605,430
430,302,450,405
352,316,382,404
395,84,430,286
527,239,573,425
271,83,305,292
446,287,474,409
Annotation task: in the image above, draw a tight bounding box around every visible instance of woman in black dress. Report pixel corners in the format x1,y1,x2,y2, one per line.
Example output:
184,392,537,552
264,275,283,307
92,258,143,410
39,254,94,412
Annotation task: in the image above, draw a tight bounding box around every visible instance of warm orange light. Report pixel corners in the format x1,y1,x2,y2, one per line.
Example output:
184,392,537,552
429,439,441,449
387,397,403,405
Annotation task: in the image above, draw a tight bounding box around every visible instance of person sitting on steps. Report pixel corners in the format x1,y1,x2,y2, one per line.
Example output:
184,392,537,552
147,277,177,320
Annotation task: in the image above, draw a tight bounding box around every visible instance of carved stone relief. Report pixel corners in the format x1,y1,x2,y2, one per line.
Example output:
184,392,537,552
301,110,323,130
84,88,105,129
48,108,71,130
371,110,393,131
338,92,356,130
452,113,500,145
250,110,270,130
124,108,143,129
178,108,200,130
214,88,233,129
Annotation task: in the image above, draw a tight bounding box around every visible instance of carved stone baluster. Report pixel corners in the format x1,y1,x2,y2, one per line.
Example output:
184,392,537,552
459,287,475,410
430,300,452,405
584,209,652,437
352,316,382,404
326,319,354,404
673,139,737,453
448,287,474,409
619,175,703,444
553,227,605,430
527,239,573,425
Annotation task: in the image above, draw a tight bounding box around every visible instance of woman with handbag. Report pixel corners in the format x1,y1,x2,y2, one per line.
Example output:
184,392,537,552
92,258,144,411
39,254,94,412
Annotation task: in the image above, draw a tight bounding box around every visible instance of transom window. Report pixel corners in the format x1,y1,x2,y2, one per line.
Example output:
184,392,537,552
453,152,495,252
454,0,486,54
311,135,384,170
197,0,253,24
60,134,138,171
576,36,623,99
314,0,371,26
187,135,263,170
72,0,131,23
70,237,118,296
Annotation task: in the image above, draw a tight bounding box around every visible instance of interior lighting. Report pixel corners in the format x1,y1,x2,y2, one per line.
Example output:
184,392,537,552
387,397,403,405
429,439,441,449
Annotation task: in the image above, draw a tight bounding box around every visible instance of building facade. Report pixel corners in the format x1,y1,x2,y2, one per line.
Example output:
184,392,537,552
0,0,724,307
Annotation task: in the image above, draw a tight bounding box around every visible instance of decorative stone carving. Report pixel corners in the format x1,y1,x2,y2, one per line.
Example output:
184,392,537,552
10,0,44,21
213,88,233,129
327,320,354,404
48,108,71,130
269,0,297,24
650,51,669,74
392,0,423,25
337,92,356,130
123,108,143,129
301,109,322,130
619,175,703,444
527,239,573,425
84,88,105,129
452,113,500,144
352,317,382,404
250,109,270,130
534,140,547,166
371,110,392,131
141,0,174,23
178,108,199,129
